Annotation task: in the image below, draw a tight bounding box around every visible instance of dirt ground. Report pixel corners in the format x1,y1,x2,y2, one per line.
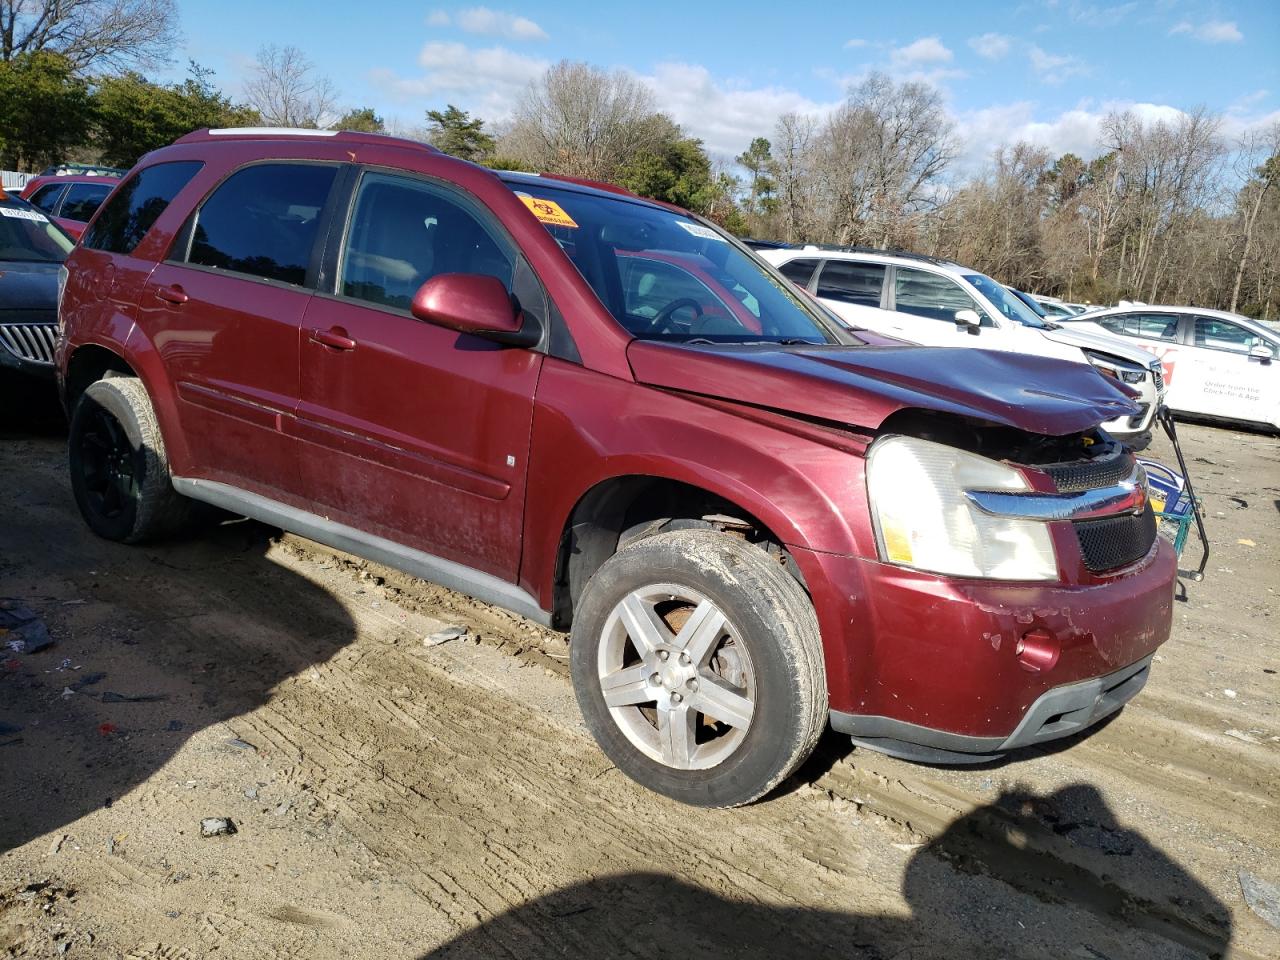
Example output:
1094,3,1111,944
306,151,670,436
1,415,1277,960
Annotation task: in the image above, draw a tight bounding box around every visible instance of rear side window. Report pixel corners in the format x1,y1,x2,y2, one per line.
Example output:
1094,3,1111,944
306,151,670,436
1101,313,1180,342
817,260,885,307
59,183,113,222
83,161,202,255
777,257,819,286
28,183,66,212
186,163,337,286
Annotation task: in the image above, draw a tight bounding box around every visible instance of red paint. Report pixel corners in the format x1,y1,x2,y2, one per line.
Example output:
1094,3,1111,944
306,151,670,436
58,129,1175,744
18,174,121,239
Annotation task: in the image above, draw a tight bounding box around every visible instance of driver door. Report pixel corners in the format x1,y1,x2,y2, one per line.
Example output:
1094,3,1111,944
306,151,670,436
887,266,998,348
294,170,543,581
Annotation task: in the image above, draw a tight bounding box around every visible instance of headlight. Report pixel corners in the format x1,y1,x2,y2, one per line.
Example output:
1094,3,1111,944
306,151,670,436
866,436,1059,580
1086,350,1146,384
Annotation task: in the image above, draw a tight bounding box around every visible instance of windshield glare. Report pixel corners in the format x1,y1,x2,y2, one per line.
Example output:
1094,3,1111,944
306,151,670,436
964,274,1047,328
511,182,838,344
0,206,74,262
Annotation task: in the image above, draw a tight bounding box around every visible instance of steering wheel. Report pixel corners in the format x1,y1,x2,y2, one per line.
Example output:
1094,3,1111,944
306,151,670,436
644,297,704,335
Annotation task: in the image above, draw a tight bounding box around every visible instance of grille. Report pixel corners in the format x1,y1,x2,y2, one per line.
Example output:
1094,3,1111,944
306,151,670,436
1074,503,1157,572
0,323,57,365
1042,450,1134,493
1151,365,1164,395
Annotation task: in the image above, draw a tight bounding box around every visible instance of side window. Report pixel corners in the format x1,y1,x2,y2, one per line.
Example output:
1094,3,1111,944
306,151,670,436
28,184,66,212
83,161,202,255
893,268,985,323
187,163,337,285
339,172,513,310
816,260,886,307
1193,316,1268,355
777,258,820,287
1121,313,1180,341
59,183,113,222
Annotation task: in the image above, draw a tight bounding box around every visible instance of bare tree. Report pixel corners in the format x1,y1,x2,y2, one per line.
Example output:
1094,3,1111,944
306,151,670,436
771,111,818,242
244,44,338,129
0,0,178,71
814,73,957,247
1228,122,1280,313
502,60,667,180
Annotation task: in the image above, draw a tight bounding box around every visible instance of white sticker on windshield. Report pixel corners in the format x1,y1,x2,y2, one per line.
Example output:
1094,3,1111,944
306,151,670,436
675,220,726,242
0,207,49,223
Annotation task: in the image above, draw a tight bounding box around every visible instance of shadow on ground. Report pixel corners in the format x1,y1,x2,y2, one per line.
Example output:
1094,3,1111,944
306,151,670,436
0,424,357,854
419,783,1233,959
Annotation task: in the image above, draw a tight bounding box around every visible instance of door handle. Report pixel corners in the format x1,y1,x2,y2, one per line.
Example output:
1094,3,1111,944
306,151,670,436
309,327,357,351
155,284,188,305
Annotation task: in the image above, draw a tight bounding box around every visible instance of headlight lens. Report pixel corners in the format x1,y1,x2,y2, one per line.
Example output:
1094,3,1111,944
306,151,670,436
866,436,1059,580
1086,351,1146,384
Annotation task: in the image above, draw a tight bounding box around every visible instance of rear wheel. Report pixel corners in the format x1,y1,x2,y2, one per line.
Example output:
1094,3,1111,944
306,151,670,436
68,377,193,543
571,529,827,807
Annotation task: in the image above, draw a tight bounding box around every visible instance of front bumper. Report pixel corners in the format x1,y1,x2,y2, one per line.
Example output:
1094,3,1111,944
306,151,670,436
794,536,1176,760
831,654,1153,763
1100,376,1163,439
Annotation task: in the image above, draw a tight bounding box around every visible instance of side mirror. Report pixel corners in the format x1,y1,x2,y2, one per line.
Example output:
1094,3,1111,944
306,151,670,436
955,309,982,335
410,273,540,348
1249,343,1274,364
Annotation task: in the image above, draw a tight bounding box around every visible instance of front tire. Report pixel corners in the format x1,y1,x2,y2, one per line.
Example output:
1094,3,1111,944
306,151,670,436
68,377,193,543
571,529,827,807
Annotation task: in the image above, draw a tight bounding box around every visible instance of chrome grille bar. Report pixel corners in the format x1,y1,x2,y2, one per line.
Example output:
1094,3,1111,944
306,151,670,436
0,323,57,364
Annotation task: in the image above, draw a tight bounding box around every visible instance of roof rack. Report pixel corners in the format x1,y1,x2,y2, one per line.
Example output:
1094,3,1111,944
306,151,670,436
797,243,950,266
173,128,440,154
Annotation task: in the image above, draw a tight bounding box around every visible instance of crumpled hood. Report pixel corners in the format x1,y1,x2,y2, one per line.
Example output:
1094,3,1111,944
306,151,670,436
1041,324,1159,367
0,260,60,313
627,341,1141,436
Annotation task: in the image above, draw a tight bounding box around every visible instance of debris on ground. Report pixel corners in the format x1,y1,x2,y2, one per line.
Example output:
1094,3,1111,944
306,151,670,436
224,737,257,751
1224,729,1263,745
199,817,236,838
0,599,52,654
100,691,167,703
1239,869,1280,931
425,626,468,646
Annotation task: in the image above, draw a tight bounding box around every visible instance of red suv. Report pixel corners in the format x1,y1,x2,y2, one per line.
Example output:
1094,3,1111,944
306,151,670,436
20,174,122,240
57,129,1176,806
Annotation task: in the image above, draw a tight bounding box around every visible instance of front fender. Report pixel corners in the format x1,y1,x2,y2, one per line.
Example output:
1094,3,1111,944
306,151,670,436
519,359,874,607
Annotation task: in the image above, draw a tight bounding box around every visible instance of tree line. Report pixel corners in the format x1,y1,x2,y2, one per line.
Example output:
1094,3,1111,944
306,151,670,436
2,0,1276,318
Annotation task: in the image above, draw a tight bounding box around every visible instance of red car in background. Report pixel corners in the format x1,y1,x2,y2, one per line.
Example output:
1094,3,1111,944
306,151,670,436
20,174,121,240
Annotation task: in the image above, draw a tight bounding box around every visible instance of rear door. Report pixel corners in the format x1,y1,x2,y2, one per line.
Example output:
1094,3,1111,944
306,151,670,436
143,161,341,497
1092,311,1185,401
295,169,543,581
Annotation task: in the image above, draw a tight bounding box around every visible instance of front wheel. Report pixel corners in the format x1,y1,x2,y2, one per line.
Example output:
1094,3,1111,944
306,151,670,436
570,529,827,807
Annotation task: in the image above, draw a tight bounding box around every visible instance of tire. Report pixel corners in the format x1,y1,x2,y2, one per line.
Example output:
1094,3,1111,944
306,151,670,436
570,528,827,807
68,376,193,543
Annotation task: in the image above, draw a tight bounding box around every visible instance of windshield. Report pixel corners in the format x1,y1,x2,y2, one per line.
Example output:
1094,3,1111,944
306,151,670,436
0,205,74,262
510,182,839,344
964,274,1047,328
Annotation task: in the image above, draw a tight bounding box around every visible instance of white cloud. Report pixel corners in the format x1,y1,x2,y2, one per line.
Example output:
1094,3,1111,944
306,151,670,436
1169,19,1243,43
844,38,869,49
890,36,953,66
424,7,548,41
1028,44,1089,84
370,41,549,118
969,32,1012,60
1067,2,1137,27
640,62,838,158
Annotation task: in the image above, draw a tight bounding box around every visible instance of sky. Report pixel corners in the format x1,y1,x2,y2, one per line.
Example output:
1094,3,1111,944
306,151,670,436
168,0,1280,172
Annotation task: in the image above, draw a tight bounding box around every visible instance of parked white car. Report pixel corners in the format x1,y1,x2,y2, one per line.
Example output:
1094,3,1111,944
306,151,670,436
760,246,1166,444
1055,305,1280,431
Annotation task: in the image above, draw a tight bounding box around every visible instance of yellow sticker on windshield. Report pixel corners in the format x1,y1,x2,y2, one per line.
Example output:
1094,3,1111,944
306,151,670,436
521,195,578,228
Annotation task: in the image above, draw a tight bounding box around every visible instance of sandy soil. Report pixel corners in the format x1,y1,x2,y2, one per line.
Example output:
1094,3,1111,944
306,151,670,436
1,419,1277,959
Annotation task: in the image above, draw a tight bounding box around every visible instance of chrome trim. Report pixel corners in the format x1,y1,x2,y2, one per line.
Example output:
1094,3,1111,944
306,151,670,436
966,464,1148,522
